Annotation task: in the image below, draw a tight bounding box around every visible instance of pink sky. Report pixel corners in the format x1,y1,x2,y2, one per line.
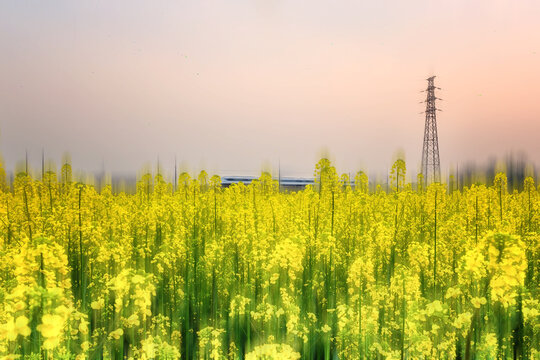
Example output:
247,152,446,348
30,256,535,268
1,1,539,178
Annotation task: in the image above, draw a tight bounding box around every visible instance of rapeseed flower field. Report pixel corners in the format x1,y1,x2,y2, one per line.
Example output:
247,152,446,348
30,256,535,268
0,159,538,359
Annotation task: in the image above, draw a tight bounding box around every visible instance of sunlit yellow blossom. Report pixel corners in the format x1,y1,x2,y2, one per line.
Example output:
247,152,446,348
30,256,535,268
78,318,89,335
426,300,445,315
471,297,487,308
14,316,30,338
109,328,124,340
81,341,91,351
321,324,331,333
445,287,461,299
131,274,145,284
141,336,156,358
55,305,72,319
13,302,26,312
126,314,140,327
0,355,22,360
0,318,17,341
246,344,300,360
453,312,472,337
37,314,64,339
90,298,105,310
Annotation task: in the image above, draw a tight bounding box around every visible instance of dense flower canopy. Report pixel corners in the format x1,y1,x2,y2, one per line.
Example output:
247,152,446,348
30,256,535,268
0,158,538,359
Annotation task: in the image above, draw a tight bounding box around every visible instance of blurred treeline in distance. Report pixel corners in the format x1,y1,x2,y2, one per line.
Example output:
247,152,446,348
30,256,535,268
1,153,536,194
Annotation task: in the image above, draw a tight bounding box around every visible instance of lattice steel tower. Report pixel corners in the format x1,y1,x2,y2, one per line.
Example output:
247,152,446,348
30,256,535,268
421,76,441,184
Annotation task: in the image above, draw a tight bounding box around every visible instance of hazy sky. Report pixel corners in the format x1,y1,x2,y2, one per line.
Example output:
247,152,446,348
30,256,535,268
1,1,539,178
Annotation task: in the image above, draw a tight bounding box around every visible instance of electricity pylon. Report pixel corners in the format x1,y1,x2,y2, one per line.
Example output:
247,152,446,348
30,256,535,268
420,76,441,185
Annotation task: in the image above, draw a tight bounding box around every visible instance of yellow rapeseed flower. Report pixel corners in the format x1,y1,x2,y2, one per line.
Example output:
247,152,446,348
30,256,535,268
14,316,30,338
0,317,17,342
471,297,487,309
37,314,64,338
109,328,124,340
0,316,31,341
90,298,105,310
